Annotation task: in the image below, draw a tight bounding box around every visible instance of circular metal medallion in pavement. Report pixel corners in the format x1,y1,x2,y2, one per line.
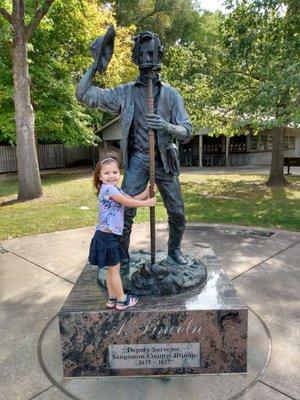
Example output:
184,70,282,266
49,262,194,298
38,307,270,400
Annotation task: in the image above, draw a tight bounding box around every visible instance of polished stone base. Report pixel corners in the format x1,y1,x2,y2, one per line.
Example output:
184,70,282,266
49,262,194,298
58,248,247,377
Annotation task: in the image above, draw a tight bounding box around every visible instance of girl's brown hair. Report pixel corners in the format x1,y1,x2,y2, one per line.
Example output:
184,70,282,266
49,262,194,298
93,147,123,195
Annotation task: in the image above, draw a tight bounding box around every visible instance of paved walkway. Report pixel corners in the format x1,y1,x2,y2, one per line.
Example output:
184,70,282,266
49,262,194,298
1,223,299,400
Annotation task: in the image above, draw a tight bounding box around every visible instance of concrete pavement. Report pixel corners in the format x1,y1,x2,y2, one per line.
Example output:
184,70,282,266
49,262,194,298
0,223,299,400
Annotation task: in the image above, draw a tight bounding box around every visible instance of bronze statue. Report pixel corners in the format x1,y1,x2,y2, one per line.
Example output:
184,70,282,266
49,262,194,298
77,27,192,268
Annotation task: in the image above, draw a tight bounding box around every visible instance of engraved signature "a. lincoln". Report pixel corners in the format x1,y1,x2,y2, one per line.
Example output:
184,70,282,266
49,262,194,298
112,319,202,336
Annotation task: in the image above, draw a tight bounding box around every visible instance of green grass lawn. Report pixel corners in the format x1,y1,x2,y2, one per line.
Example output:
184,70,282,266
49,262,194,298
0,168,299,240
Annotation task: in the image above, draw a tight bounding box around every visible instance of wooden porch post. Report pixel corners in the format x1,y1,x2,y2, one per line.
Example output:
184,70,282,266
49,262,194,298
225,136,230,168
198,134,203,167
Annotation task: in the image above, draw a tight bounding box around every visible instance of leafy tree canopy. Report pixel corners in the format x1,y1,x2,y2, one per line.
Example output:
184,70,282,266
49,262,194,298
161,12,233,136
0,0,136,146
109,0,202,45
214,0,300,133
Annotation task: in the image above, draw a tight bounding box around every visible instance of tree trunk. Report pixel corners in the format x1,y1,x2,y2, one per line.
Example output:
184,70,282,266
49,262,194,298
12,32,42,200
266,127,289,186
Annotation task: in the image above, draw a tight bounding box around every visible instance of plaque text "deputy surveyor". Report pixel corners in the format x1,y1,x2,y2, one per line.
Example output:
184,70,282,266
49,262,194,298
109,343,200,369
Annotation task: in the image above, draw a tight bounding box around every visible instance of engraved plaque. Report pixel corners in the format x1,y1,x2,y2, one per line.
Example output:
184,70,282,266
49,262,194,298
109,343,200,369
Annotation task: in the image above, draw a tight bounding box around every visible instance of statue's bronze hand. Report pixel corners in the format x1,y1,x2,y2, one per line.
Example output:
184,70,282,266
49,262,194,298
146,113,167,130
146,113,189,140
90,25,116,73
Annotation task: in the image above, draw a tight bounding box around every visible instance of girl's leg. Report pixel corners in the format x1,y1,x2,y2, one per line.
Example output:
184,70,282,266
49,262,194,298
106,263,138,310
106,263,125,299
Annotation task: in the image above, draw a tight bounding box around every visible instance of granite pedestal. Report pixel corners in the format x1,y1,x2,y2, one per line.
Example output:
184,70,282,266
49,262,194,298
58,248,247,377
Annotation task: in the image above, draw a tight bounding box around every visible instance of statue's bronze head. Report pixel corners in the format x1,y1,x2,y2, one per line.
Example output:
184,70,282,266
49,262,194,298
132,31,164,71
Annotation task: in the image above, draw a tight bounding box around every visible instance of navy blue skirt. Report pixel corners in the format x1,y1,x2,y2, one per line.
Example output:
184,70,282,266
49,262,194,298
88,230,127,268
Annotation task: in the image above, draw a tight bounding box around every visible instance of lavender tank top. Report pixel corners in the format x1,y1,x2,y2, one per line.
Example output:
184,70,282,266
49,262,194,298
96,184,125,235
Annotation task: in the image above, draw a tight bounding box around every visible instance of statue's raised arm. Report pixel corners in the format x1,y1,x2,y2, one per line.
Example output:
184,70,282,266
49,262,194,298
76,25,121,113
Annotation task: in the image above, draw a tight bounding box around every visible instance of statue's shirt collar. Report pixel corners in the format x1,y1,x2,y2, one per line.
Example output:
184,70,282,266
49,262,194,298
134,74,162,87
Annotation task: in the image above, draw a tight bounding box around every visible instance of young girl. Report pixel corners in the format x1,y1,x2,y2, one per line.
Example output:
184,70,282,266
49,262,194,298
89,153,156,310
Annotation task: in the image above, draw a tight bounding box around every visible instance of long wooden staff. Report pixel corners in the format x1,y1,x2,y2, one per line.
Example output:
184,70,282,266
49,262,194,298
147,70,156,265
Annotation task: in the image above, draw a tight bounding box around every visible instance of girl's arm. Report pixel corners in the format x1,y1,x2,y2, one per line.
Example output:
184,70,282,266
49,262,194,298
132,184,156,200
133,186,150,200
110,193,156,208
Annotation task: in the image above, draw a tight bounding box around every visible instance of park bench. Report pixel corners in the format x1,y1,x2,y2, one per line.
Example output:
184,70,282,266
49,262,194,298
284,157,300,175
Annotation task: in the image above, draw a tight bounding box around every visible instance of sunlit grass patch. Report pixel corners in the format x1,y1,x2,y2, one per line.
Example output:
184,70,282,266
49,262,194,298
0,170,299,240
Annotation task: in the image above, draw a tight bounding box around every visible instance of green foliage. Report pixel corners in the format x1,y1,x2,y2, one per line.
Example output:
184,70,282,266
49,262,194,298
161,12,237,136
0,0,228,145
162,44,212,130
215,0,300,131
112,0,203,45
0,9,15,144
2,0,297,149
160,1,299,138
0,0,136,146
110,1,235,137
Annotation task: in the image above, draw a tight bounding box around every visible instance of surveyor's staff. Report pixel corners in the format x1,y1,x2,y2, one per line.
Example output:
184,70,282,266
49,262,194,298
147,70,156,265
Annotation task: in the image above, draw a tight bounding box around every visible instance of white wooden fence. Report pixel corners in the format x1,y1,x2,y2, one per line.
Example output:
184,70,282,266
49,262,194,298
0,144,95,173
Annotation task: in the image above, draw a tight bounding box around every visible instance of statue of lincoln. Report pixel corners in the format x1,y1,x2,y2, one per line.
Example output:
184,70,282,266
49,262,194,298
76,26,192,265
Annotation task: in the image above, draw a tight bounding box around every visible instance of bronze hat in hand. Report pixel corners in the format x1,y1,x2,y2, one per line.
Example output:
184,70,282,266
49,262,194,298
90,25,116,73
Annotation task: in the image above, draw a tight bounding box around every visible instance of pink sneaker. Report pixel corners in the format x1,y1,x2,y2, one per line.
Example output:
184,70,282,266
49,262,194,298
106,298,117,309
116,295,138,311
